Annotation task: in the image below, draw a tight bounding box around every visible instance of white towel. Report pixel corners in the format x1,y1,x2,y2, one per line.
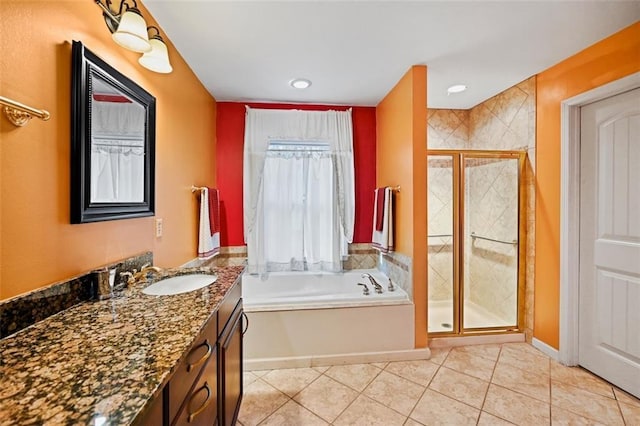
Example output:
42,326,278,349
371,187,394,252
198,188,220,259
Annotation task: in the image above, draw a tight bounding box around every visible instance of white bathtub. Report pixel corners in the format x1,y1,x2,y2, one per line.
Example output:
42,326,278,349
242,269,424,369
243,269,410,311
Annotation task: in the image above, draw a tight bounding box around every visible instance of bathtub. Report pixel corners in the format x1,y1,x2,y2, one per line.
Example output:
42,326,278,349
242,269,424,369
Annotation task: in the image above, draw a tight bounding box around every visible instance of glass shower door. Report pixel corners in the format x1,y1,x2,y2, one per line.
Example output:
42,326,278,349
427,154,457,333
462,154,520,330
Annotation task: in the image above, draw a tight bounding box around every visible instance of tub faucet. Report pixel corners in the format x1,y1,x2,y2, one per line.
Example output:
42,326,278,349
361,273,383,293
388,278,396,292
357,283,370,296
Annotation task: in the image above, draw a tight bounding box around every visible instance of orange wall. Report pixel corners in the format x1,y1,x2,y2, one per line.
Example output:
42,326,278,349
0,1,216,300
534,22,640,348
377,66,428,347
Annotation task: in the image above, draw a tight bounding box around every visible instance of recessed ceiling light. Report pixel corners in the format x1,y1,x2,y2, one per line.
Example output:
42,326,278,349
447,84,467,94
290,78,311,89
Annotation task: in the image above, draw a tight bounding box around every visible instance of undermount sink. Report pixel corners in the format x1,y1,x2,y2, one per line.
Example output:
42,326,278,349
142,274,217,296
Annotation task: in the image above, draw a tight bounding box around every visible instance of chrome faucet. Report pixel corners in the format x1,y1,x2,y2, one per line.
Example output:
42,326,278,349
357,283,370,295
361,273,383,293
387,278,396,292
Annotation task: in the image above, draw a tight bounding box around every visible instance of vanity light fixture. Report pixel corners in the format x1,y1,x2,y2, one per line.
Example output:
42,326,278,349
290,79,312,89
94,0,173,73
138,27,173,74
447,84,467,94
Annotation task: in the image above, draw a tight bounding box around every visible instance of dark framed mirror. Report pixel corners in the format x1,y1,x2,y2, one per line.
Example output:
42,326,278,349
71,40,155,223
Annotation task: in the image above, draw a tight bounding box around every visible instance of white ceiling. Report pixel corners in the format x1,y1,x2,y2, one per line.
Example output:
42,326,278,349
144,1,640,109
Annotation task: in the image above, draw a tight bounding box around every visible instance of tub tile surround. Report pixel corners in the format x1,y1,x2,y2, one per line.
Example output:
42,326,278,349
237,342,640,426
189,243,379,270
343,243,378,270
427,76,536,339
0,264,244,425
0,252,152,338
378,250,412,299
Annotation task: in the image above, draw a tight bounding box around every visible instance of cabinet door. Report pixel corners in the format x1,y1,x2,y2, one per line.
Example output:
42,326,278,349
219,309,243,426
173,346,218,426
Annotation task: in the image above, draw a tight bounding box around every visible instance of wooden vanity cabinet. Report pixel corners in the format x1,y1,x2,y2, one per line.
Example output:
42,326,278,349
168,316,218,423
218,301,243,426
137,279,243,426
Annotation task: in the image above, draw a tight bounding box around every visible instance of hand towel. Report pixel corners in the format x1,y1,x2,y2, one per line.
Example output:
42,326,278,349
208,187,220,235
375,187,385,231
371,186,394,252
198,188,220,259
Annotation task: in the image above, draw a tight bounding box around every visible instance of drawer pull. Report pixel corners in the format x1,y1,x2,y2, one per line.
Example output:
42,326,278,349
187,340,212,372
241,312,249,337
187,382,212,423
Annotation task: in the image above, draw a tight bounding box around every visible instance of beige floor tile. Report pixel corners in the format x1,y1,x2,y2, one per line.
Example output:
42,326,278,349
614,387,640,407
498,343,550,375
550,362,614,399
333,394,407,426
251,369,271,377
325,363,382,392
261,367,321,397
619,401,640,425
483,384,550,425
363,370,426,416
551,380,623,425
237,379,289,426
410,388,480,426
491,361,550,402
404,418,425,426
293,375,358,423
371,361,389,369
450,344,501,361
502,342,547,358
385,359,440,386
551,406,607,425
312,365,330,373
477,411,515,425
243,371,258,388
260,399,328,426
428,347,451,365
443,350,496,382
428,366,489,409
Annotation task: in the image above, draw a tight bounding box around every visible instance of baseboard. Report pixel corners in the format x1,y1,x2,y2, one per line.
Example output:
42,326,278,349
244,347,431,371
429,332,525,348
532,337,560,361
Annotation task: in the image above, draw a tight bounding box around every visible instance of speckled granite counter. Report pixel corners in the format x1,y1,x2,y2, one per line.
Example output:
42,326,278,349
0,265,244,425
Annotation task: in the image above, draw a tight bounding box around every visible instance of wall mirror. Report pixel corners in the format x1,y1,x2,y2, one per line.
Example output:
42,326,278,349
71,40,155,223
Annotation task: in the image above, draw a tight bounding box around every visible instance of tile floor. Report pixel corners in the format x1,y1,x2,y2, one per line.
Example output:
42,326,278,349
238,342,640,425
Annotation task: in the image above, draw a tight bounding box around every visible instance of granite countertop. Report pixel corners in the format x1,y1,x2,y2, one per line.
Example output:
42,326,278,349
0,265,245,425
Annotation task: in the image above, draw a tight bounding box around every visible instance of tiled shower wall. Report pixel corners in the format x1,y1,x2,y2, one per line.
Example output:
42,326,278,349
466,159,519,325
427,77,536,340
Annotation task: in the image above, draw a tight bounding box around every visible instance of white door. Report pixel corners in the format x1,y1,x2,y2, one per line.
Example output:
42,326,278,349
579,87,640,397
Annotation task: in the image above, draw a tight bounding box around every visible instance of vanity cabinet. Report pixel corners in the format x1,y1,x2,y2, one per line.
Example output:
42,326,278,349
137,279,243,426
168,314,218,426
218,298,243,425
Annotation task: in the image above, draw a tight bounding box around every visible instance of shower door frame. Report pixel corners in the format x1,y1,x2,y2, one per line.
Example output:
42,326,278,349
427,150,527,336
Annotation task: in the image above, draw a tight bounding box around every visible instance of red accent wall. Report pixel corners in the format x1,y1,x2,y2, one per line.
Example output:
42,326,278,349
216,102,376,246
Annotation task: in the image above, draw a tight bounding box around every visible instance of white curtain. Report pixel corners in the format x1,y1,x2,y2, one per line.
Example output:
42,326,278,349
90,140,145,202
90,100,146,203
244,108,354,274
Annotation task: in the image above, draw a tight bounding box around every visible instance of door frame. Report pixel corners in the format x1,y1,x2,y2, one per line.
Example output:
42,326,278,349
559,71,640,365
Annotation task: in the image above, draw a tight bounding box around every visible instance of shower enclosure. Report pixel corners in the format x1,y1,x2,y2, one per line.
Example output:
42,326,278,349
427,150,526,335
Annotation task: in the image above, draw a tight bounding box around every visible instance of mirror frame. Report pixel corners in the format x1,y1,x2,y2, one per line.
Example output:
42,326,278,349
71,40,156,223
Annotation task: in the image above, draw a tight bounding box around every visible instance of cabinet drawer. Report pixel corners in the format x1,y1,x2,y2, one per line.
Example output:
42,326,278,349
169,315,217,421
173,349,218,426
217,280,242,336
